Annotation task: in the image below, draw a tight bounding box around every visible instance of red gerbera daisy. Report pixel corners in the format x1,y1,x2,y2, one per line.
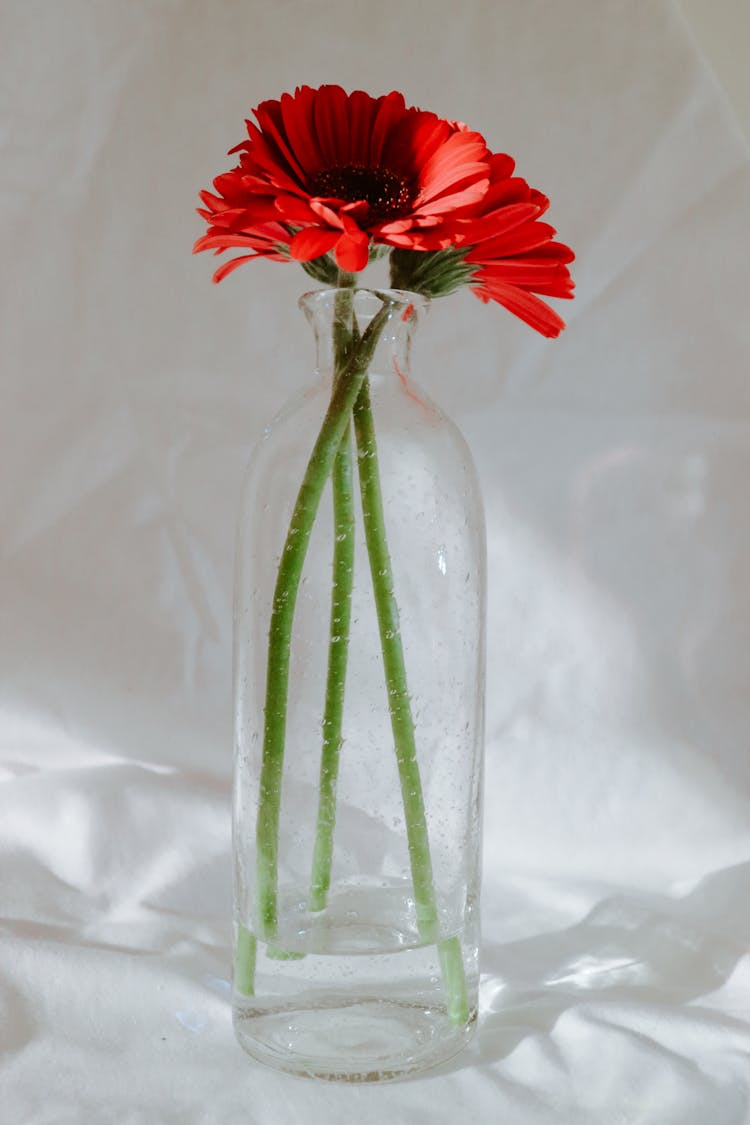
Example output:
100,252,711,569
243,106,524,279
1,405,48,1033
194,85,491,277
373,150,574,336
455,153,575,337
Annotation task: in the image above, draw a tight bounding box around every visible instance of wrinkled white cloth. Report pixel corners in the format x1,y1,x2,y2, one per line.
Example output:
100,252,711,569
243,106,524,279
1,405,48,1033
1,1,749,1121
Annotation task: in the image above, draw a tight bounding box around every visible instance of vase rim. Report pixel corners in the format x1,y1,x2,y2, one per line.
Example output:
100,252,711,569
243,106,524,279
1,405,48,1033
298,287,429,318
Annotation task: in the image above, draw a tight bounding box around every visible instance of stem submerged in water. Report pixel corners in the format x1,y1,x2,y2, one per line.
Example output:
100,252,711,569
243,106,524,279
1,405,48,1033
308,421,355,910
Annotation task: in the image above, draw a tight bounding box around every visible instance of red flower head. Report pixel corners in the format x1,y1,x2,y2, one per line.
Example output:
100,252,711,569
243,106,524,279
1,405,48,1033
458,154,575,338
194,85,491,277
390,153,575,337
195,86,575,337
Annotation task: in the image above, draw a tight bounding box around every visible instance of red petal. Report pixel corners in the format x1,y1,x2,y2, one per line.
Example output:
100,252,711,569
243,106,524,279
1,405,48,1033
333,230,369,272
274,194,318,223
290,227,339,260
309,198,344,227
220,199,284,226
524,278,576,298
253,98,308,183
389,113,450,175
243,122,306,195
194,233,242,253
488,152,516,180
313,85,350,165
478,260,572,287
464,220,558,261
472,278,566,337
375,218,413,235
368,91,408,165
414,177,489,216
198,189,229,213
194,230,287,257
347,88,377,165
280,88,321,176
524,241,576,264
481,177,534,212
341,200,369,222
460,202,544,248
378,228,453,251
415,131,489,206
212,254,264,283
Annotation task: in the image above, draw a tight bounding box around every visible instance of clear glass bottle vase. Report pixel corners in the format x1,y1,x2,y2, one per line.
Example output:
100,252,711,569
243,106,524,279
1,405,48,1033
232,287,486,1081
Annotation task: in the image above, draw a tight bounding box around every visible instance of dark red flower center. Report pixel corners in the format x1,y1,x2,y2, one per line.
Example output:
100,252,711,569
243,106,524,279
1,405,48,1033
307,163,412,222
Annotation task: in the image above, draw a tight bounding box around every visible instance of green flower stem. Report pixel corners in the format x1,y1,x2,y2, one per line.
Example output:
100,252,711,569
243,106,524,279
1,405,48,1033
308,420,356,911
234,923,256,996
308,281,357,911
352,376,470,1027
438,935,470,1025
254,300,393,944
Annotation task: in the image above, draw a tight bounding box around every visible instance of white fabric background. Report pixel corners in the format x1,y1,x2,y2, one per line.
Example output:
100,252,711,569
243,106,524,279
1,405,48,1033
2,1,749,1120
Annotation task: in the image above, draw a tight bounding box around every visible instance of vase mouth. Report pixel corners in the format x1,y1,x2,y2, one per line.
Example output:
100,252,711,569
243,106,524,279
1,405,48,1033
298,287,429,320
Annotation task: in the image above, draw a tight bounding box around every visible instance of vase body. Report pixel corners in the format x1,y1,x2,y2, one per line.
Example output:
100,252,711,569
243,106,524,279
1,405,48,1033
232,289,486,1081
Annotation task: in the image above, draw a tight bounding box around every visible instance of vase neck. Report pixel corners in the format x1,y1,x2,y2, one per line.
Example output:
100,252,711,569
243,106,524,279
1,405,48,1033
299,288,428,380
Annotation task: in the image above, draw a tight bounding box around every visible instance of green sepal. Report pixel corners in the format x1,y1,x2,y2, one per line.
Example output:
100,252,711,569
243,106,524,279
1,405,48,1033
389,247,474,298
301,254,339,285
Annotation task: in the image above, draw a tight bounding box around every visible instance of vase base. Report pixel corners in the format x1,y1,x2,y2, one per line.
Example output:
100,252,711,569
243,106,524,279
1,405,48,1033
233,999,475,1082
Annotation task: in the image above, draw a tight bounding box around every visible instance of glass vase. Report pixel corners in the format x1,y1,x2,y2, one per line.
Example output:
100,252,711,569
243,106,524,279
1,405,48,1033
232,287,486,1081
